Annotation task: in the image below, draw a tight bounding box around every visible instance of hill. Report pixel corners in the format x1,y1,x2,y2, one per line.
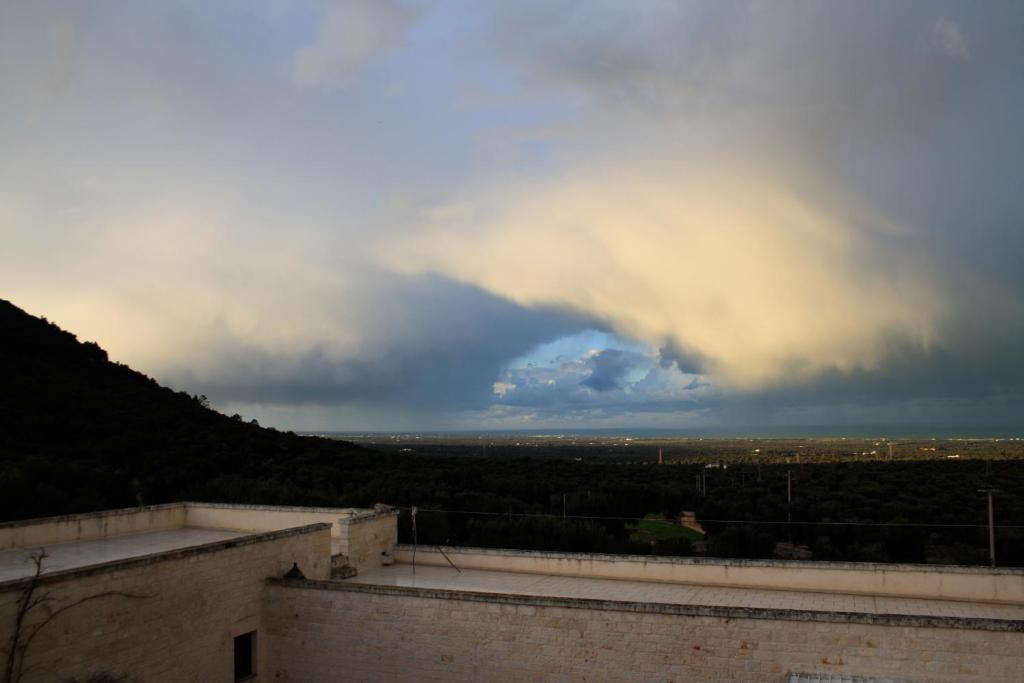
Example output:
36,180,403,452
0,299,384,521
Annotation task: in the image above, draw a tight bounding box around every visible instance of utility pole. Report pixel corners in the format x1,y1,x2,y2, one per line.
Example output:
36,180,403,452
787,470,795,544
563,493,567,519
787,470,792,524
411,506,418,576
979,489,1000,568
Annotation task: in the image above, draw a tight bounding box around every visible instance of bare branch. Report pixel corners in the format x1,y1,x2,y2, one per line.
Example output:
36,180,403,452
3,549,152,683
15,591,152,683
4,549,47,683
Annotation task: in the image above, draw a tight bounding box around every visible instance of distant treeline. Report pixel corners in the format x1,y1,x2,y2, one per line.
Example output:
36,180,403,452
345,433,1024,464
357,455,1024,566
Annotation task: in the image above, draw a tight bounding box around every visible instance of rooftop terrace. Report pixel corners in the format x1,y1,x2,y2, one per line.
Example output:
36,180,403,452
347,563,1024,624
4,503,1020,682
327,545,1024,633
6,503,1023,635
0,501,391,586
0,527,250,582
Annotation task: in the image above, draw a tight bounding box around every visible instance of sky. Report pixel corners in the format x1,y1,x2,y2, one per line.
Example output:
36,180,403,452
2,1,1024,433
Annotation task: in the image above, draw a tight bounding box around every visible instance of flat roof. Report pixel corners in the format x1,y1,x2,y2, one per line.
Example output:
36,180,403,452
0,528,251,582
346,563,1024,623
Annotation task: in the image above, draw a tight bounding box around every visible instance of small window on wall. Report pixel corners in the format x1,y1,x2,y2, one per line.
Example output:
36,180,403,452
234,631,256,681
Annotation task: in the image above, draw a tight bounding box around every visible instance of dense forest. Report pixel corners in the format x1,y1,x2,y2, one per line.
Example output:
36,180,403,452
372,455,1024,566
2,299,1022,566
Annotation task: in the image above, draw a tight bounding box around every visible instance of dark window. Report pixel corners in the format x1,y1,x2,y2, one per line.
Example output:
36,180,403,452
234,631,255,681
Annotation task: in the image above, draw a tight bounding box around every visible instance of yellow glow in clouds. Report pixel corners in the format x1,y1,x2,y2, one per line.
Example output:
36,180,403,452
389,161,943,390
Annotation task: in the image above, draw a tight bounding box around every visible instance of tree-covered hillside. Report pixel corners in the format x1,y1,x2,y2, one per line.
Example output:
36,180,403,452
0,299,379,520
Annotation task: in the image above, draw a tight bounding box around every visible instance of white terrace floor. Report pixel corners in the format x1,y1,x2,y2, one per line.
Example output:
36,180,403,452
0,528,250,582
348,563,1024,622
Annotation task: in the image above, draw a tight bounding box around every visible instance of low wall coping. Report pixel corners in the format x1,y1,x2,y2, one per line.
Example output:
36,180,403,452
339,509,401,525
183,501,375,515
0,503,185,531
0,523,332,593
395,544,1024,576
268,577,1024,633
0,502,384,533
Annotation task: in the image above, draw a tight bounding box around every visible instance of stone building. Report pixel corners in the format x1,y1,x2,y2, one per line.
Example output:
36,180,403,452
1,503,1022,682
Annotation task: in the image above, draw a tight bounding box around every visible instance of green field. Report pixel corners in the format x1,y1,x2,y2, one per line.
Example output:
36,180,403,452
627,514,704,543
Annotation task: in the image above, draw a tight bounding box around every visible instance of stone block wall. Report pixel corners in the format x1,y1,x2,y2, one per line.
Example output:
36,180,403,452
0,525,331,683
264,581,1024,682
395,546,1024,605
338,511,399,574
0,504,186,550
183,502,359,555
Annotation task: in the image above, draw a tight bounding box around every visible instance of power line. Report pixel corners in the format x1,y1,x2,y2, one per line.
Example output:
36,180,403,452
395,506,1024,530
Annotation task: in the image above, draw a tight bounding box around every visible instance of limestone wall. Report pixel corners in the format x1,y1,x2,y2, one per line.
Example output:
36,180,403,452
339,511,399,573
0,524,331,683
0,502,396,557
184,503,397,559
183,502,369,554
395,546,1024,605
0,504,186,550
264,581,1024,682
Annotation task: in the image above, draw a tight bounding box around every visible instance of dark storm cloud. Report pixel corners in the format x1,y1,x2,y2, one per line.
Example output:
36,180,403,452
716,322,1024,429
657,341,705,376
433,1,1024,429
580,349,644,392
4,1,1024,430
164,273,592,412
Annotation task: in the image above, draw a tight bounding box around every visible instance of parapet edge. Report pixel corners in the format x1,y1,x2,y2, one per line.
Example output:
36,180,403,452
394,544,1024,576
0,522,332,592
0,501,386,533
182,501,384,516
267,577,1024,633
0,502,186,531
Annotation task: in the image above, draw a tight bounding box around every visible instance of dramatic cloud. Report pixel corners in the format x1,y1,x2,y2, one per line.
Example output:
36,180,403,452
468,333,713,429
390,161,944,390
581,349,644,392
2,1,1023,431
386,0,1024,425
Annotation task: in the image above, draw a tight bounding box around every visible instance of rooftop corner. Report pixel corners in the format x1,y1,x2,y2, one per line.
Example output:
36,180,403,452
0,502,397,585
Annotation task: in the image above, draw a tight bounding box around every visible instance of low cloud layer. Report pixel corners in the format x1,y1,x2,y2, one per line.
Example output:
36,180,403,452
2,1,1024,431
